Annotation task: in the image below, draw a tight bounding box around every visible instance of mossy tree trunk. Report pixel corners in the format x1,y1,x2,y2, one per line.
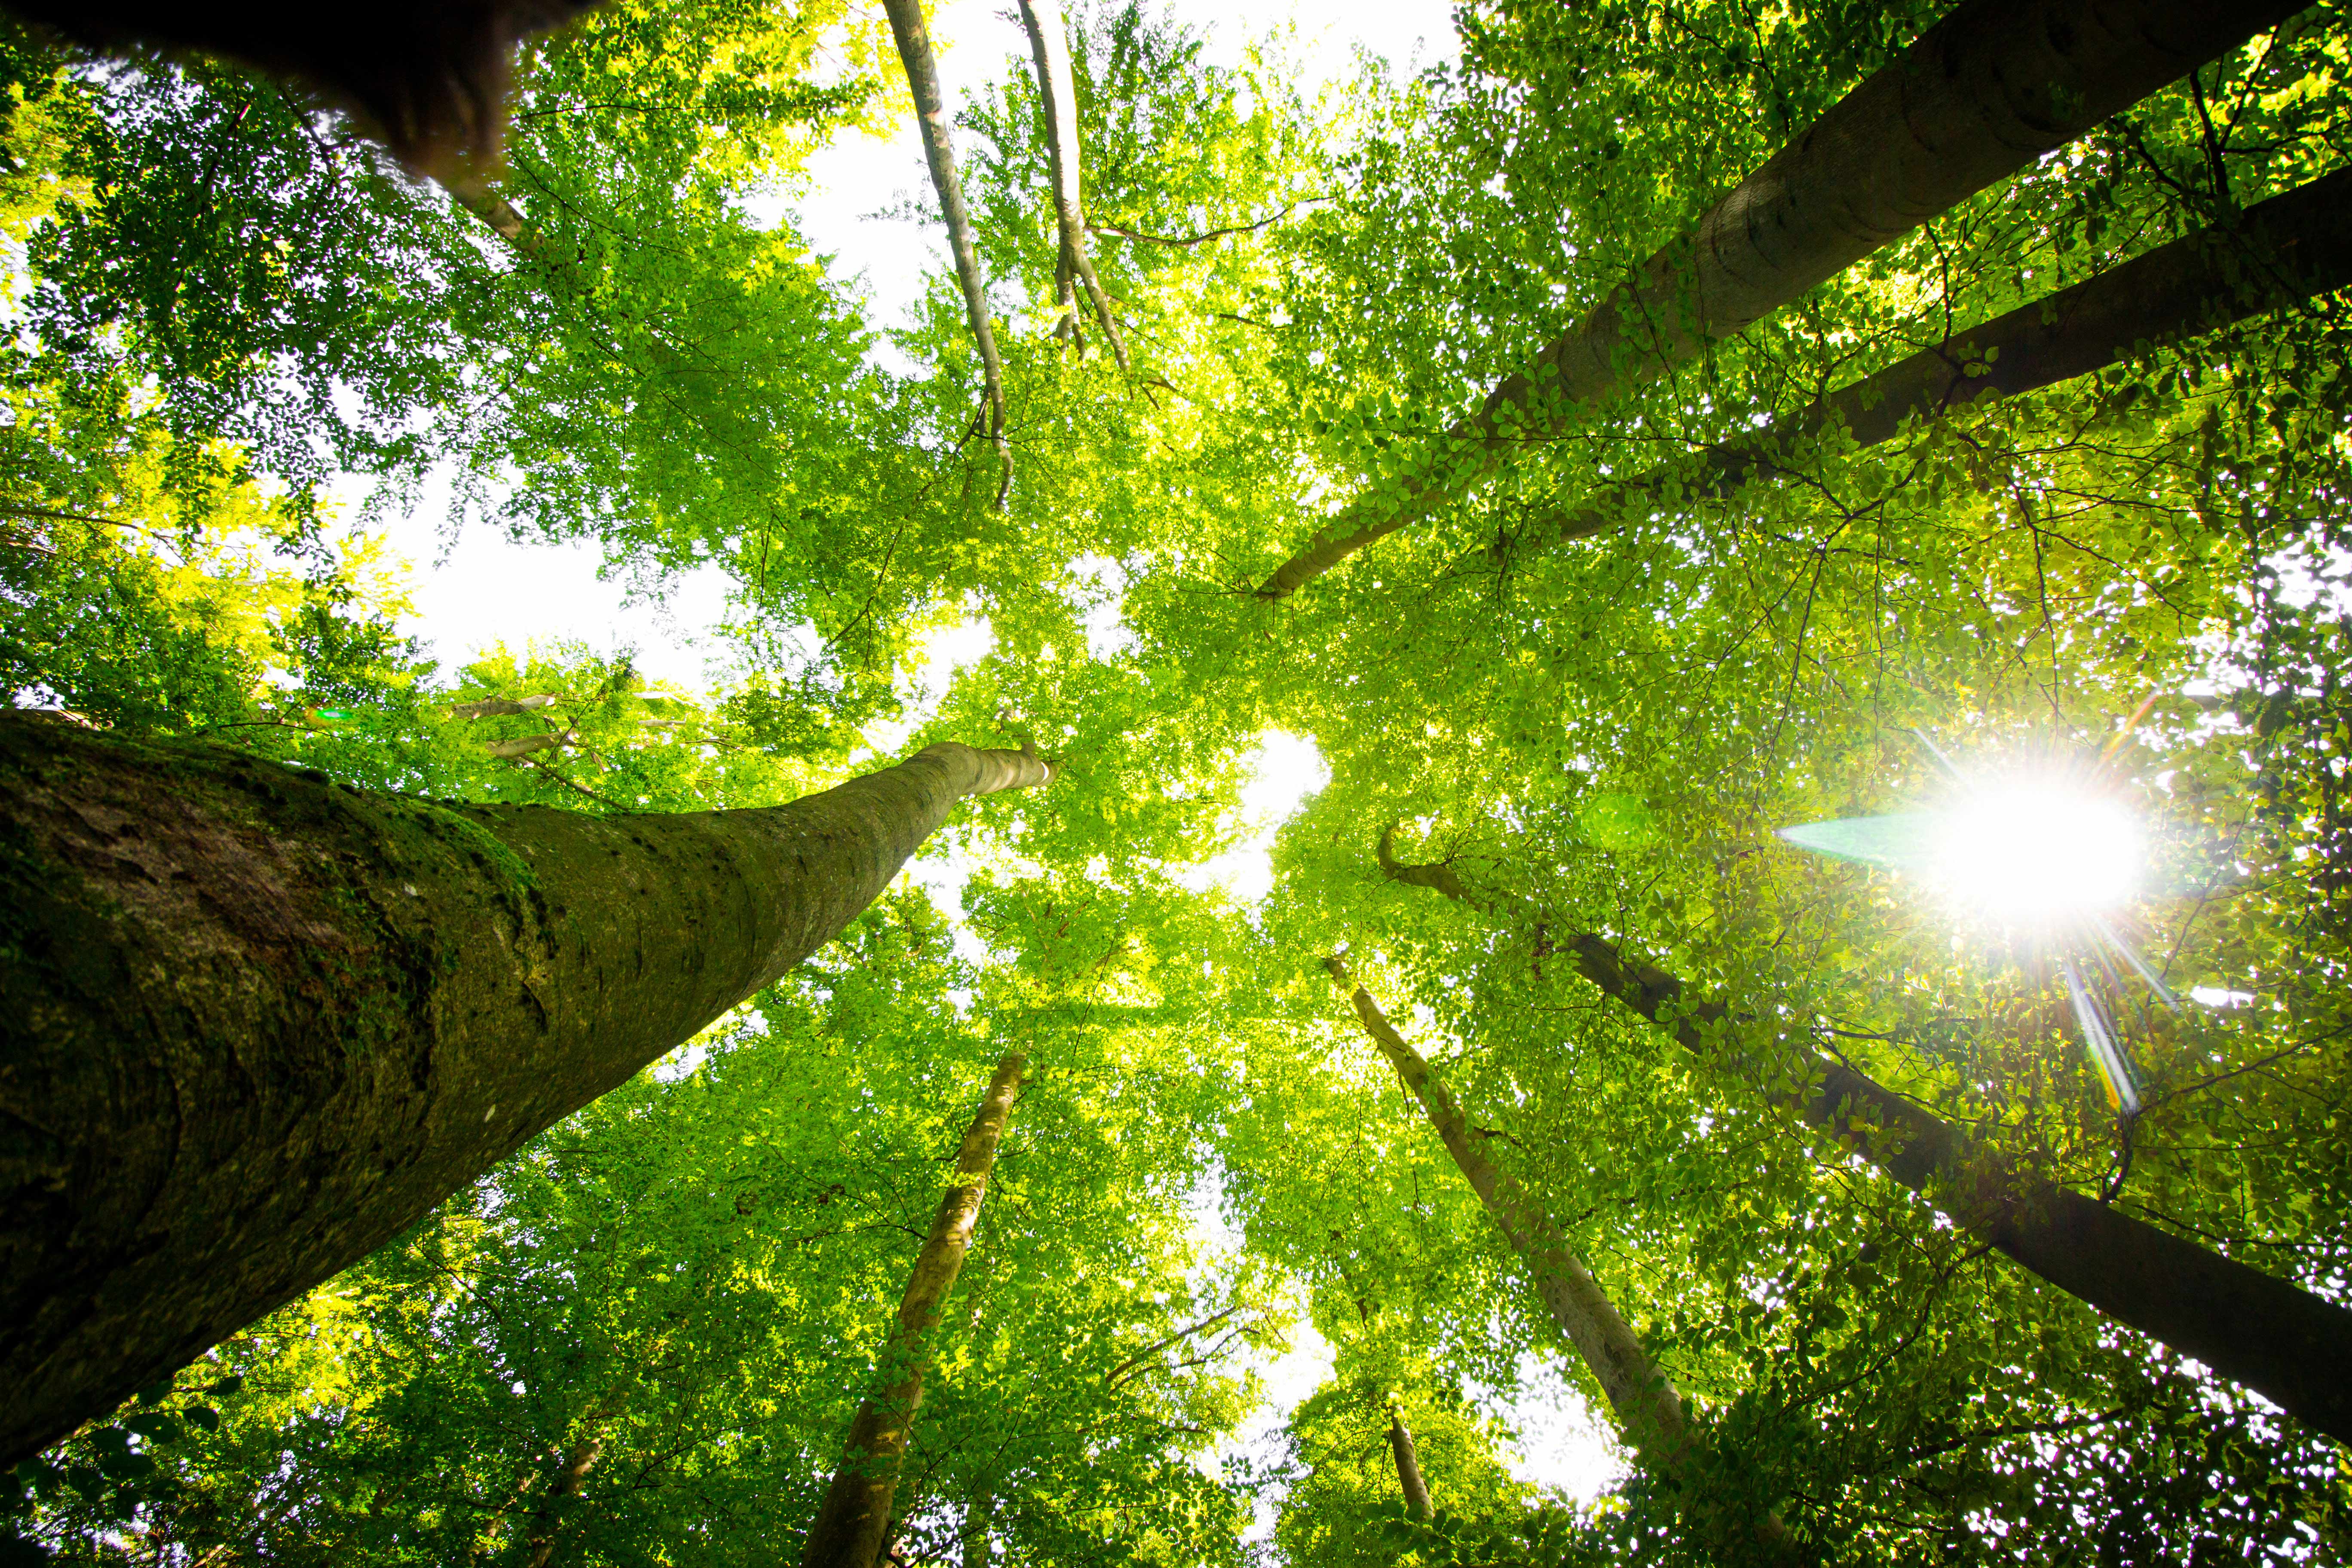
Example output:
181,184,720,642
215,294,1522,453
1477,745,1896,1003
800,1052,1029,1568
0,718,1050,1466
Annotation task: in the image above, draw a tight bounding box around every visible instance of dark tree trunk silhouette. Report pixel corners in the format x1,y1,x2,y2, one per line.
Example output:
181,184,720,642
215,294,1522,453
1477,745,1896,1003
1255,0,2305,599
1522,165,2352,554
800,1053,1028,1568
0,721,1050,1465
1376,843,2352,1444
2,0,594,180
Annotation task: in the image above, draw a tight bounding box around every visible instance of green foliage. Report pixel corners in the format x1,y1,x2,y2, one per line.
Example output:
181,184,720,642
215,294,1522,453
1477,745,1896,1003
9,0,2352,1562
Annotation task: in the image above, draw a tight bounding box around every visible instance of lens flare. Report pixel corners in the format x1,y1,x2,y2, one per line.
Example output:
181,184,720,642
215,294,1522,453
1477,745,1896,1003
1933,785,2140,924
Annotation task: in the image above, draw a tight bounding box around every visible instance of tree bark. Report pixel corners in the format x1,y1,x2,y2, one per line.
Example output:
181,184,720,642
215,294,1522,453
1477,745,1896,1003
1387,1407,1434,1520
1375,848,2352,1444
881,0,1014,506
445,180,603,303
1015,0,1128,370
524,1431,605,1568
1325,959,1689,1460
1525,164,2352,552
0,719,1051,1466
800,1052,1029,1568
1253,0,2305,600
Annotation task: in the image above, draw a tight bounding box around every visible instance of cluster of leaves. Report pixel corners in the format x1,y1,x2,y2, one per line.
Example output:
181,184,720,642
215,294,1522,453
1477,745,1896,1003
9,0,2352,1562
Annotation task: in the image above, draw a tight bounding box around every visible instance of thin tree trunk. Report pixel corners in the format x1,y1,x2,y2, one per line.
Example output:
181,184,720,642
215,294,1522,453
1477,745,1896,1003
1015,0,1129,370
0,722,1051,1466
1387,1407,1434,1519
1523,164,2352,553
800,1052,1029,1568
523,1432,605,1568
1325,959,1689,1459
1375,848,2352,1443
1253,0,2303,600
881,0,1014,507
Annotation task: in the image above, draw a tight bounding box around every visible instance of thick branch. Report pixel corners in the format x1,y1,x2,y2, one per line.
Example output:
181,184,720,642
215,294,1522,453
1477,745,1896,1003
450,695,562,720
1016,0,1129,370
881,0,1014,506
1103,1303,1246,1389
1253,0,2303,599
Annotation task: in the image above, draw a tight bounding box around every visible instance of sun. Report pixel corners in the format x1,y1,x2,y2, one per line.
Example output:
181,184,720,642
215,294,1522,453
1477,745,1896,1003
1932,784,2141,926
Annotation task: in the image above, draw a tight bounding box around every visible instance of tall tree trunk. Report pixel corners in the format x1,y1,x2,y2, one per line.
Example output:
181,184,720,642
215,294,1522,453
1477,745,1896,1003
0,720,1050,1466
524,1431,605,1568
1387,1406,1434,1520
1375,847,2352,1443
1015,0,1129,370
1325,959,1689,1460
800,1052,1029,1568
1522,165,2352,554
881,0,1014,506
1253,0,2303,600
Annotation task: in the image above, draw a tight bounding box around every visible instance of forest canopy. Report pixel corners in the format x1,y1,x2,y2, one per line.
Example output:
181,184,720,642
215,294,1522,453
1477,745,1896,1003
2,0,2350,1562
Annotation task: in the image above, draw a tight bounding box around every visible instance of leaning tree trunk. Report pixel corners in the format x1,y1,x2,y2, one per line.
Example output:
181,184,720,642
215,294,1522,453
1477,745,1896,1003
801,1052,1028,1568
1375,845,2352,1444
1253,0,2304,599
1326,960,1689,1461
1387,1406,1435,1520
1519,164,2352,554
1330,963,1798,1550
0,719,1050,1466
1015,0,1128,369
881,0,1014,506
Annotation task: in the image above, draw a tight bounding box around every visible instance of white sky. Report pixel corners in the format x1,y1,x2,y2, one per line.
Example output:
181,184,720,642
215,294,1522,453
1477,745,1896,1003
369,0,1458,689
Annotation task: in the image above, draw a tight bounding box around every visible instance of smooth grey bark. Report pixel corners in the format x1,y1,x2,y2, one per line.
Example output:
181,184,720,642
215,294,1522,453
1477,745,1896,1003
1253,0,2306,599
1387,1407,1435,1519
1524,164,2352,553
0,720,1051,1466
800,1052,1028,1568
1015,0,1129,369
1325,959,1690,1459
882,0,1014,505
1375,845,2352,1444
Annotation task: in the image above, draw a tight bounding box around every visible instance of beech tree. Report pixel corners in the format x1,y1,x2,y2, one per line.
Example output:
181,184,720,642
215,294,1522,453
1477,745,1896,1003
6,0,2352,1559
